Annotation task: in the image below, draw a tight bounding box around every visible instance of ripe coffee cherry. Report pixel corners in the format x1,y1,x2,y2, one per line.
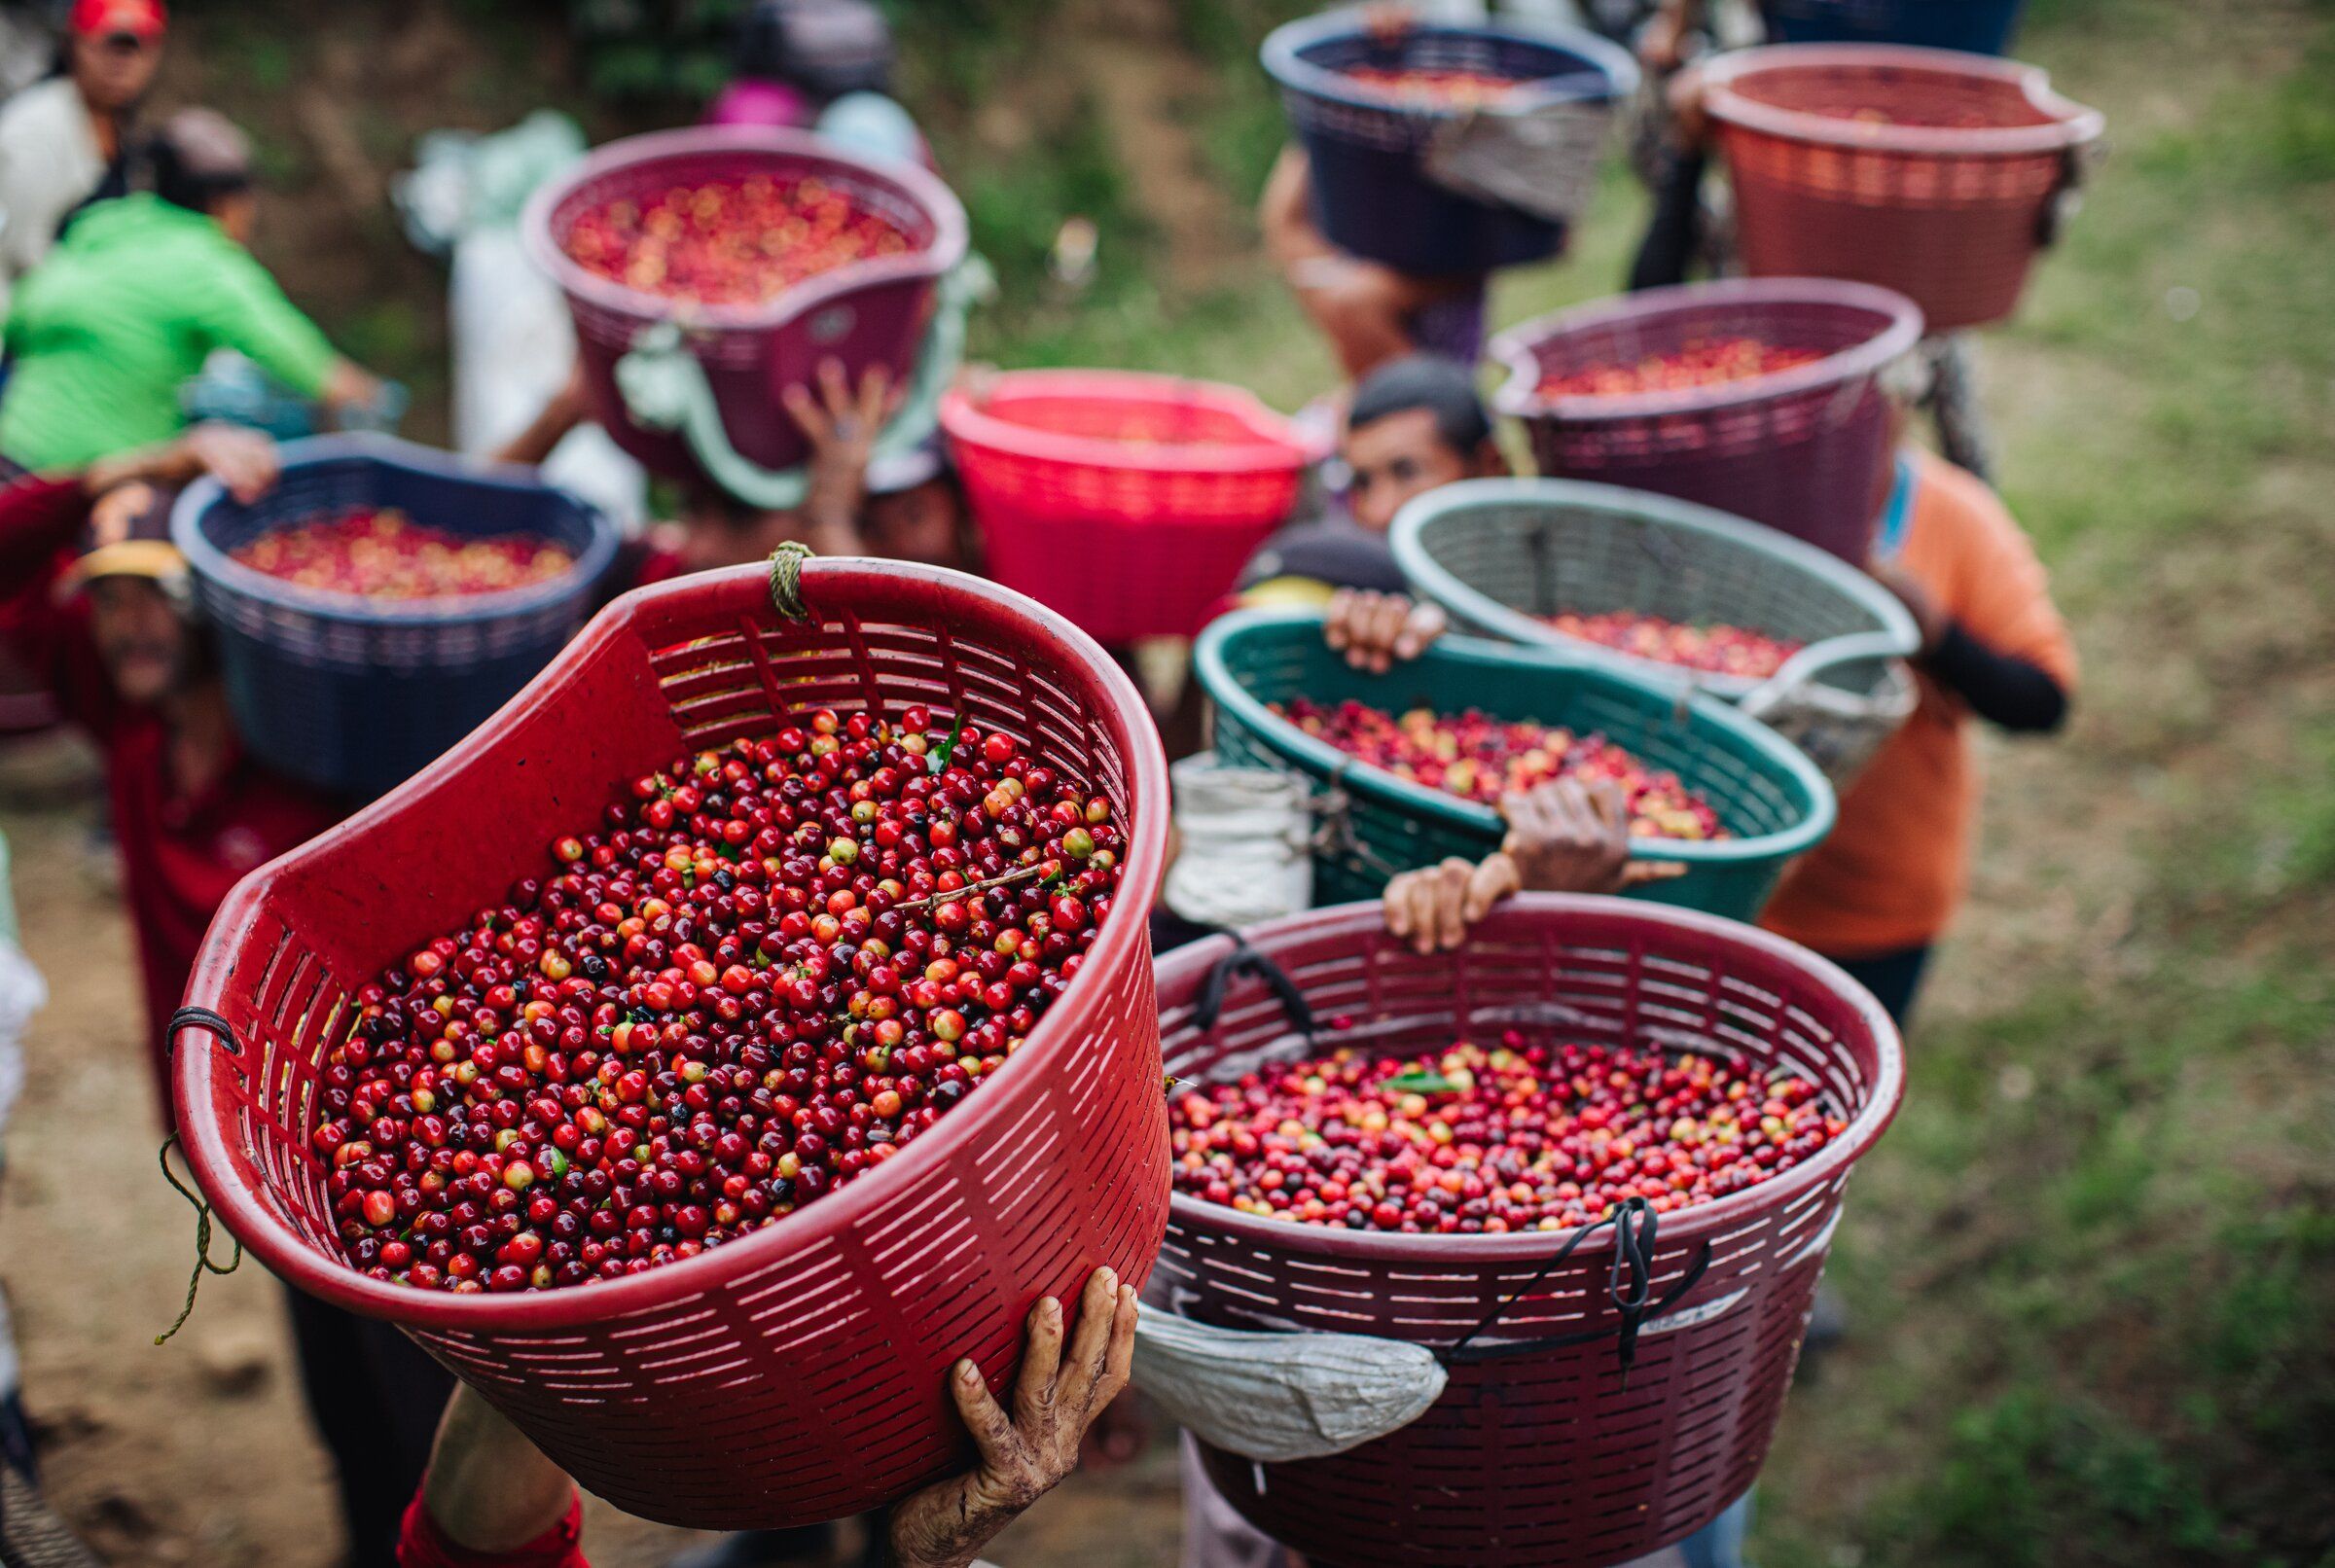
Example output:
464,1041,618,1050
316,713,1125,1294
1342,65,1523,106
232,508,574,599
562,175,916,306
1275,698,1727,840
1545,611,1804,681
1168,1029,1843,1233
1536,339,1826,399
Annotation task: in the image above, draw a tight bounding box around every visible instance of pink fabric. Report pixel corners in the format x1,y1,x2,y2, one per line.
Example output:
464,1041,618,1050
705,79,814,130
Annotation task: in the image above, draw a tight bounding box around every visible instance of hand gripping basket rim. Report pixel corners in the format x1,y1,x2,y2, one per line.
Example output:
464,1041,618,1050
520,125,971,334
1701,43,2104,159
1192,607,1837,868
1487,275,1924,425
1387,476,1922,700
938,369,1330,482
1260,10,1640,120
171,558,1170,1332
170,433,624,628
1156,893,1906,1262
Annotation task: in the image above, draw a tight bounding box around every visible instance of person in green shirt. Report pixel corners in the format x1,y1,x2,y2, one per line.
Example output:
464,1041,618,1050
0,106,382,470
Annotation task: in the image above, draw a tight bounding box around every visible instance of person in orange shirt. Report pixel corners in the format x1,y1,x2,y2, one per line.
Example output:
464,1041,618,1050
1759,439,2077,1023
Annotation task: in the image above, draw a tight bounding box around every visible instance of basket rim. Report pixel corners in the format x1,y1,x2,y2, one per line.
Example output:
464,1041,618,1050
1702,42,2104,158
1387,476,1922,699
1488,276,1923,423
1261,12,1639,119
169,434,623,627
172,558,1170,1330
1158,894,1906,1262
519,125,970,333
1192,606,1835,865
938,369,1329,479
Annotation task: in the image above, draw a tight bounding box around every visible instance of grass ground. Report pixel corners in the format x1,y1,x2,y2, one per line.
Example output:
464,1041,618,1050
0,0,2325,1564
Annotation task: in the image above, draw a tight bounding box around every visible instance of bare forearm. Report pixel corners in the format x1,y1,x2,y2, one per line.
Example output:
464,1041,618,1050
420,1384,576,1553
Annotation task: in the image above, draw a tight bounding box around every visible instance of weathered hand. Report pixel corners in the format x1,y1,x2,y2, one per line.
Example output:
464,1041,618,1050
886,1265,1141,1568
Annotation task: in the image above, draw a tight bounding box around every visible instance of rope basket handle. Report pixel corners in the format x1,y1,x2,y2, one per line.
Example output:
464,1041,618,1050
156,1005,248,1344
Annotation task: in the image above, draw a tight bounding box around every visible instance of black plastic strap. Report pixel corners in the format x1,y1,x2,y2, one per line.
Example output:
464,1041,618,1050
1191,937,1316,1044
768,540,813,621
166,1004,236,1061
1438,1196,1712,1386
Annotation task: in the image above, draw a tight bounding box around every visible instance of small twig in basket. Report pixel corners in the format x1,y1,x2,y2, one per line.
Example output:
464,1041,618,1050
887,861,1051,912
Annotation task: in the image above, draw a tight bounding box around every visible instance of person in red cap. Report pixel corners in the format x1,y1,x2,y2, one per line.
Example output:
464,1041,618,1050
0,0,165,312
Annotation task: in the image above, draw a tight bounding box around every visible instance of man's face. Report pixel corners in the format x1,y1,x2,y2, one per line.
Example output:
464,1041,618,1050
71,30,162,114
88,575,190,705
1344,408,1478,533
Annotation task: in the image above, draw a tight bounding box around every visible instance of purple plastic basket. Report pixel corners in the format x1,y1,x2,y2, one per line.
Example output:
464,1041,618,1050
522,126,967,484
1491,278,1922,563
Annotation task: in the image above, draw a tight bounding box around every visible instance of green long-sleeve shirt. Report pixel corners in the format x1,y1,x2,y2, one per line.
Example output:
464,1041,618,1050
0,194,340,470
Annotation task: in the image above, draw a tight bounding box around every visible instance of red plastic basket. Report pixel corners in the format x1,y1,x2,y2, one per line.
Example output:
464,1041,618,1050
1151,897,1903,1568
940,371,1325,645
523,127,968,483
171,561,1170,1529
1705,45,2102,332
1490,278,1922,563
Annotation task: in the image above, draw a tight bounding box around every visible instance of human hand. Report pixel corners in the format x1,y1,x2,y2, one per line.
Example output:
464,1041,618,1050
1867,556,1947,653
1323,589,1446,673
177,422,281,503
1360,2,1415,47
1638,0,1690,71
1500,778,1634,896
1383,853,1521,954
784,357,893,482
887,1266,1141,1568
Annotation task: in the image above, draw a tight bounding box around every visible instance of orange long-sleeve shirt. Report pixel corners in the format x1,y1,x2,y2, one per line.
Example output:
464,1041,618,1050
1761,449,2077,957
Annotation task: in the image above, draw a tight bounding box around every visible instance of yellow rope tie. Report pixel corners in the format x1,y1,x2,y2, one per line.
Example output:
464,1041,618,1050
767,540,815,622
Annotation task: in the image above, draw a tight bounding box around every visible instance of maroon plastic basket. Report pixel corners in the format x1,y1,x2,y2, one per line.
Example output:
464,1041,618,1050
524,127,968,483
940,371,1325,644
1491,278,1922,563
1704,45,2102,332
1152,897,1903,1567
171,560,1170,1529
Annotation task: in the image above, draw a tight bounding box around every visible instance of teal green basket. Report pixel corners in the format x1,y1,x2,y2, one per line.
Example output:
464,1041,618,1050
1194,609,1835,919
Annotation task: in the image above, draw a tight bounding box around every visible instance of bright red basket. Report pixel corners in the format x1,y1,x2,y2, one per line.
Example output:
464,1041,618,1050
171,560,1171,1529
1152,897,1903,1568
940,371,1325,644
1704,45,2102,332
523,127,968,483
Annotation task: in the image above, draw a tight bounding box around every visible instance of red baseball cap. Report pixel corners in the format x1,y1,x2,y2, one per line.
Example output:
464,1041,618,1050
70,0,167,41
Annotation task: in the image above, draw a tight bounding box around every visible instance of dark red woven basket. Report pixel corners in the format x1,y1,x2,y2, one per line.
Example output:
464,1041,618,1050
940,371,1325,644
172,561,1170,1529
1490,278,1922,563
1151,897,1903,1568
523,127,968,483
1704,44,2102,332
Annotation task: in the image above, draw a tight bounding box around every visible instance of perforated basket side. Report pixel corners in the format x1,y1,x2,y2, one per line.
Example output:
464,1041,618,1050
1390,477,1919,702
174,561,1173,1528
1148,898,1903,1568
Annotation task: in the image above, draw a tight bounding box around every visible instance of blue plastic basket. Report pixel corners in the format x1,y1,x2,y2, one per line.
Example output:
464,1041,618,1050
172,435,620,799
1762,0,2027,55
1262,14,1636,275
